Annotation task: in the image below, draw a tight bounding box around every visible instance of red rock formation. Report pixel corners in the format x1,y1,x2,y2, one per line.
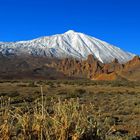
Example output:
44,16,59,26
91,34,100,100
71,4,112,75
47,55,140,81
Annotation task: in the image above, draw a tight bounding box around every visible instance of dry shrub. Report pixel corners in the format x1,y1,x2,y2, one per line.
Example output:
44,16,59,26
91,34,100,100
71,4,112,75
0,93,132,140
0,95,104,140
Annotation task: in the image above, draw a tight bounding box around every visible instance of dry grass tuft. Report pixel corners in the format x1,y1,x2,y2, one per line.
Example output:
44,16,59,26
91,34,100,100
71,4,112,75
0,95,103,140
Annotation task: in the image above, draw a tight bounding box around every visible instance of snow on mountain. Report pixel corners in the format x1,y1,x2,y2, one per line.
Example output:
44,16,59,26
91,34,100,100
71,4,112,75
0,30,135,63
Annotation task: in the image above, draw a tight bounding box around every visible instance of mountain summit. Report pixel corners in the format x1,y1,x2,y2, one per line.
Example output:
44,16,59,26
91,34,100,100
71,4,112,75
0,30,135,63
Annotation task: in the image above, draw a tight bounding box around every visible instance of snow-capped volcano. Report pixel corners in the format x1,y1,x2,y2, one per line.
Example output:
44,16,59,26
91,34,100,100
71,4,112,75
0,30,135,63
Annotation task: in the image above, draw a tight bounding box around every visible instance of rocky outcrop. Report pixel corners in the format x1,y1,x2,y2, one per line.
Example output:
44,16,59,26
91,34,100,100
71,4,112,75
49,55,104,79
0,54,139,81
48,54,140,81
103,58,124,74
124,56,140,69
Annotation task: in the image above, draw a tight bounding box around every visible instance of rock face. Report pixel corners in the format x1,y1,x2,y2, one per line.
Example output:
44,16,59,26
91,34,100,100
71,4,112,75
48,54,140,81
49,54,103,79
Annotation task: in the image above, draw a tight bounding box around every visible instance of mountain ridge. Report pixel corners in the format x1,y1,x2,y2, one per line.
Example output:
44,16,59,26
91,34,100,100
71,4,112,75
0,30,135,63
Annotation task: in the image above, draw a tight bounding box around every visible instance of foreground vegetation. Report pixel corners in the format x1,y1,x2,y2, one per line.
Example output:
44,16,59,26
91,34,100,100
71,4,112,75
0,80,140,140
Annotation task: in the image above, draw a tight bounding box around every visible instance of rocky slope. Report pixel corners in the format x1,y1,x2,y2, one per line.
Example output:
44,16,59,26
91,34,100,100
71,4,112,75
0,55,67,80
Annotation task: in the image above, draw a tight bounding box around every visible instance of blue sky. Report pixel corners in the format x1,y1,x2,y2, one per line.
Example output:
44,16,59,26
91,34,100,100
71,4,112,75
0,0,140,55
